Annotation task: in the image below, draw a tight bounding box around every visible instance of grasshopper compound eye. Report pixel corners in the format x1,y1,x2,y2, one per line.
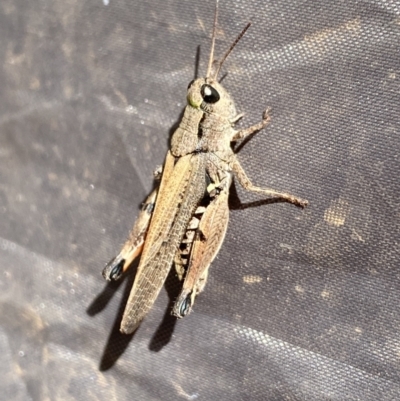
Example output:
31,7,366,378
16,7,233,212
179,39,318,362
201,84,220,103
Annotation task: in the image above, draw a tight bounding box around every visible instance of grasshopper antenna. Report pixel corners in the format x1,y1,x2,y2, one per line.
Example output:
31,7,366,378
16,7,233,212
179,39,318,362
206,0,219,78
213,22,251,80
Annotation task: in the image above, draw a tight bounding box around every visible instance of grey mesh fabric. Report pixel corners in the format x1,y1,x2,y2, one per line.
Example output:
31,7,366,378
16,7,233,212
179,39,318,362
1,0,400,400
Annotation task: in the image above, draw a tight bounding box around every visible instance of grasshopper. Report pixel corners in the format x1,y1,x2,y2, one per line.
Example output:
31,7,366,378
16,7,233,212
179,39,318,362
102,1,308,334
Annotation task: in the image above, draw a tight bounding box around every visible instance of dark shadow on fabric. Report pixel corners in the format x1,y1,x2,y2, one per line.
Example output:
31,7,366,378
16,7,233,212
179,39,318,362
219,72,228,83
86,279,124,316
85,253,141,370
148,267,181,352
97,260,139,371
233,132,257,155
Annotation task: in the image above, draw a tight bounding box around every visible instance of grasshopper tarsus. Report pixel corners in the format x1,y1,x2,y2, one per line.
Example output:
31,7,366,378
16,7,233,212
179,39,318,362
262,107,272,121
295,198,309,208
277,191,308,208
102,256,125,281
172,290,192,318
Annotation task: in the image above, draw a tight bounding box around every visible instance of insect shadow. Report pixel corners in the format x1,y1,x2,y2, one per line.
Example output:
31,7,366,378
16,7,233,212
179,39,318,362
87,257,138,370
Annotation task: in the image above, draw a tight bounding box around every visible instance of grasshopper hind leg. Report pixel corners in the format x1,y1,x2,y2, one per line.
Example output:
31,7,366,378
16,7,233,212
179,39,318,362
102,188,158,281
172,177,231,318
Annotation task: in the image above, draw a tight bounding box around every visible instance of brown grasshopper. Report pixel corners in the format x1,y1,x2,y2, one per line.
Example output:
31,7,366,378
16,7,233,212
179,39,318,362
102,1,308,334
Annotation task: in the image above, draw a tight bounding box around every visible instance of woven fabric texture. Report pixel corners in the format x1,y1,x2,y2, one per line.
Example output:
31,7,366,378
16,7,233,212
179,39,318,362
1,0,400,400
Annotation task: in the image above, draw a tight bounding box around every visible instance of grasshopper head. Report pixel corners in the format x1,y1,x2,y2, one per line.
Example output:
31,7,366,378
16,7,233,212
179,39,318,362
186,77,237,119
185,7,251,121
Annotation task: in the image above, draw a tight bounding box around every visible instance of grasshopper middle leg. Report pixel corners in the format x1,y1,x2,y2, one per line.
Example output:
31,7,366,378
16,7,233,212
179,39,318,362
232,156,308,207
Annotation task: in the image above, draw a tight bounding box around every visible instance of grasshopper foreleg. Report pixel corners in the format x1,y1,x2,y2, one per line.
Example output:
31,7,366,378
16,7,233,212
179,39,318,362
232,108,271,141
